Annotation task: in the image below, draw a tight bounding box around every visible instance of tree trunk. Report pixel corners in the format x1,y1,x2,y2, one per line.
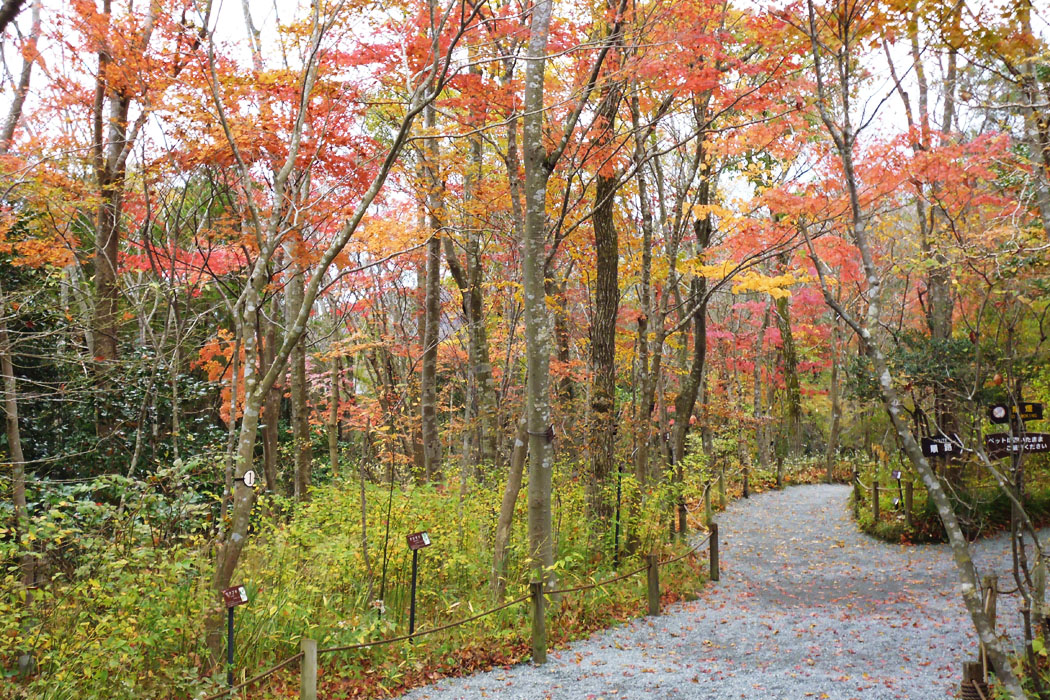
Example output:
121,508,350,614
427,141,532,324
492,415,528,601
588,82,622,521
420,233,442,480
523,0,556,598
420,95,444,481
262,297,280,493
286,263,312,501
328,354,341,477
754,304,770,471
774,271,802,455
1,294,31,591
0,0,40,153
826,318,841,482
670,210,713,464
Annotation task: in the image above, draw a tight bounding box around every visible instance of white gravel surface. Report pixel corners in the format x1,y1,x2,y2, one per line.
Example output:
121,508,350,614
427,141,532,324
398,484,1034,700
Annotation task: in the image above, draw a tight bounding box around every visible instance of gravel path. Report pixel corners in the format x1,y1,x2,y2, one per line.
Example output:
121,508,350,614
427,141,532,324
399,484,1033,700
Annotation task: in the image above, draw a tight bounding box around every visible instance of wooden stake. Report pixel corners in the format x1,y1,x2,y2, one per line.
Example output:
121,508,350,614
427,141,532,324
904,480,913,527
710,522,720,582
704,484,713,527
718,466,726,508
300,637,317,700
646,554,660,616
530,580,546,665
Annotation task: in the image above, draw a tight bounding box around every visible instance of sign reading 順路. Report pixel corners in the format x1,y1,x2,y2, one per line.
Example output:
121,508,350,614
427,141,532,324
920,433,960,458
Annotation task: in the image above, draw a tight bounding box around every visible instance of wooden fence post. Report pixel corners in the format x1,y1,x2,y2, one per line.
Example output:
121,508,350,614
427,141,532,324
704,484,713,527
718,466,726,508
872,482,880,522
904,480,913,527
962,661,986,697
300,638,317,700
776,455,783,489
852,471,860,519
647,554,660,616
710,522,720,582
530,580,546,665
980,575,998,676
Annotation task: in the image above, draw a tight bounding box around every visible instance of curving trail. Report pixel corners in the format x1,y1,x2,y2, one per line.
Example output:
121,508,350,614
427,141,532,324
400,484,1030,700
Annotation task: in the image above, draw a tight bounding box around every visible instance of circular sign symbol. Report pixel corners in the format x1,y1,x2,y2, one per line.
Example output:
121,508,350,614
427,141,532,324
993,406,1007,419
242,470,257,488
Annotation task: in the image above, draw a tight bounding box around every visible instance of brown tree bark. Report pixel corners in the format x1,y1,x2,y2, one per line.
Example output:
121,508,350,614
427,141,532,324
285,259,312,501
588,80,623,521
826,318,841,483
261,296,280,493
328,354,341,477
774,258,802,455
491,415,527,601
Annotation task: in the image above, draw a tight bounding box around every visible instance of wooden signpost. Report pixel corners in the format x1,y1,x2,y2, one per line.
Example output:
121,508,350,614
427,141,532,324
221,585,249,688
406,531,431,639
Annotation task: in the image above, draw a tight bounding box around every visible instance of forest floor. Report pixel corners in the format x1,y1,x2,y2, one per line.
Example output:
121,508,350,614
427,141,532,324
397,484,1035,700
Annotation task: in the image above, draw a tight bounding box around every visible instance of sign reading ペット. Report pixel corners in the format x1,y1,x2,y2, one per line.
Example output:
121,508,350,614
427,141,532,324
985,433,1050,459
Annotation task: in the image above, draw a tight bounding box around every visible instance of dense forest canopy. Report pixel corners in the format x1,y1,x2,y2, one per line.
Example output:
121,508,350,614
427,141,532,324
1,0,1049,696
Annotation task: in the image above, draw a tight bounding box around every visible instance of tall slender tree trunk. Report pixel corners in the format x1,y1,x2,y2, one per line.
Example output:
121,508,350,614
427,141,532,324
286,262,312,500
262,297,280,493
670,206,713,464
523,0,557,602
774,261,802,455
589,80,622,522
492,415,528,601
753,304,770,471
826,318,841,482
0,0,40,153
1,294,31,591
420,231,442,481
329,354,341,477
420,93,444,481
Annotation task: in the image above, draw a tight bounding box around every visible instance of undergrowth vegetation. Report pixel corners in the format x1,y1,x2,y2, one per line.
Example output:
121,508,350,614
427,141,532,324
850,455,1050,544
0,457,732,699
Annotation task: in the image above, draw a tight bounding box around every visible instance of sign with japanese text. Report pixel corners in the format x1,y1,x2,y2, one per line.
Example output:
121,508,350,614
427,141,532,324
221,585,249,608
921,434,960,458
989,402,1043,424
406,531,431,551
985,433,1050,459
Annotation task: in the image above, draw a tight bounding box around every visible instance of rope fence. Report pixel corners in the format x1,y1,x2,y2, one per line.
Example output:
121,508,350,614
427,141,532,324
319,592,531,655
202,652,304,700
200,527,719,699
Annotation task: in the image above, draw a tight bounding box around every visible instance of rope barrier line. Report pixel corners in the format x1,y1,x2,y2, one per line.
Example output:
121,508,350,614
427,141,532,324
546,563,648,596
971,679,989,700
319,593,530,655
659,534,712,566
201,651,304,700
